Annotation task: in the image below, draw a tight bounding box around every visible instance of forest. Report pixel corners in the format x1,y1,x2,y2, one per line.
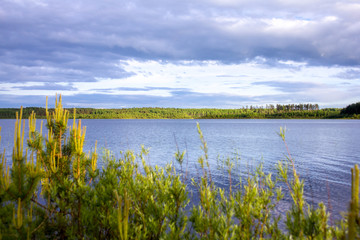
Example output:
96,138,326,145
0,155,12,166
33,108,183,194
341,102,360,116
0,103,355,119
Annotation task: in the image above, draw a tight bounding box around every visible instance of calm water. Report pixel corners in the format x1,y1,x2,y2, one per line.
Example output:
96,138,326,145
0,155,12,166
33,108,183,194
1,119,360,220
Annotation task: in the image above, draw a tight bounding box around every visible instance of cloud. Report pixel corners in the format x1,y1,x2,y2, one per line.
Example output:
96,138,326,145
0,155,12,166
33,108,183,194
46,92,258,109
89,86,190,94
0,0,360,107
334,69,360,80
12,82,77,91
1,0,360,66
0,94,49,107
0,50,133,83
252,81,319,93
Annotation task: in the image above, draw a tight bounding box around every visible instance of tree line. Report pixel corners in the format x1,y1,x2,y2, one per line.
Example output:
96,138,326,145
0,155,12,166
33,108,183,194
243,103,319,111
341,102,360,115
1,102,359,119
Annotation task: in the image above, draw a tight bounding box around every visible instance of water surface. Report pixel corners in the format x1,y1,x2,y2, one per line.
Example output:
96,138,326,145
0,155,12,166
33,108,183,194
1,119,359,220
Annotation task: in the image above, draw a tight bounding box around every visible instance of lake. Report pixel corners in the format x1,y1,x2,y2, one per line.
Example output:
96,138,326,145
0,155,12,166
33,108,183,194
1,118,359,220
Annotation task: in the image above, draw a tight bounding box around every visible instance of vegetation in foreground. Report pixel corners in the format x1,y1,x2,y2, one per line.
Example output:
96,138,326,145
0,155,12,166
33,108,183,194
0,96,359,239
1,103,354,119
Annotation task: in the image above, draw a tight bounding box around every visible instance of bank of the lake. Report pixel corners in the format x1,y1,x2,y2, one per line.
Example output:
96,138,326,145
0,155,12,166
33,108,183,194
0,106,349,119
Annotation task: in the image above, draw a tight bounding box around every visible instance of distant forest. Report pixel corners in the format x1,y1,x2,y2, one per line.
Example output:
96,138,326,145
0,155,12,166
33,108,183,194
341,102,360,115
1,103,359,119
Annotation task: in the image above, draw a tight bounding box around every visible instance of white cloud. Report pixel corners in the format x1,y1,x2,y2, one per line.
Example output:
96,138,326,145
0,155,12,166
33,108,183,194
62,59,359,106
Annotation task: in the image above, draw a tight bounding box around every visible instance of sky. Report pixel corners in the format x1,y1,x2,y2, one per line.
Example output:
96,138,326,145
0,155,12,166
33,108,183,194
0,0,360,108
